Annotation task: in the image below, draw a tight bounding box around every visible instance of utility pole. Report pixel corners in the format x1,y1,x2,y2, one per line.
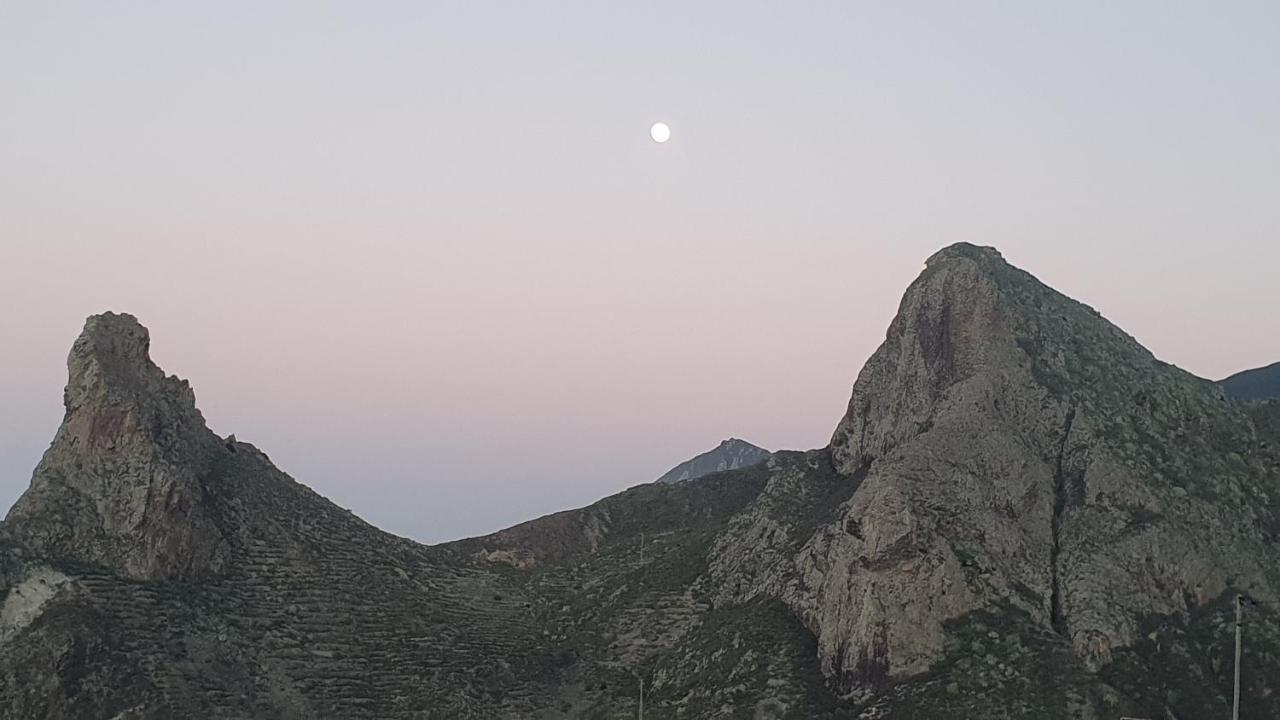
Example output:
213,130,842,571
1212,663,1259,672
638,675,644,720
1234,593,1243,720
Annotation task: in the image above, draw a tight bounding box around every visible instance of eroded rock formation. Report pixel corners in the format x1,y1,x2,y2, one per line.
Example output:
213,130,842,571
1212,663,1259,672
5,313,230,581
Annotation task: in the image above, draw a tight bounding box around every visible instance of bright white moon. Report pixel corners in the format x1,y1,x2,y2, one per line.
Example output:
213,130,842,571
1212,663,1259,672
650,122,671,143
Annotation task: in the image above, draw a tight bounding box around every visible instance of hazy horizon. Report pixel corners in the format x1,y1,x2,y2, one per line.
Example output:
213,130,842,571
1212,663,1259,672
3,2,1278,543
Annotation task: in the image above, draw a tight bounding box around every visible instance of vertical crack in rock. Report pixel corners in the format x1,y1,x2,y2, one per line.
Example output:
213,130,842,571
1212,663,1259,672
1049,405,1077,636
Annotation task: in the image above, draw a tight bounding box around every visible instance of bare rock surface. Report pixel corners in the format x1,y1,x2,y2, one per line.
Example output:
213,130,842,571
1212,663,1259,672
5,313,230,581
709,243,1280,705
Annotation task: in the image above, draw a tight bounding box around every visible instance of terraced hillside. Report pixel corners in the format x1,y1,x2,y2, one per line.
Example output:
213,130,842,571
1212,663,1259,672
4,243,1280,718
0,311,832,718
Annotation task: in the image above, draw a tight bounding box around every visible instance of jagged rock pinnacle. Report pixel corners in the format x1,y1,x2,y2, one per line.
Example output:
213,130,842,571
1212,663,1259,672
5,312,229,581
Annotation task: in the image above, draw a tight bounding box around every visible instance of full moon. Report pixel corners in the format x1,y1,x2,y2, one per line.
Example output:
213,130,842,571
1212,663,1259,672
650,122,671,143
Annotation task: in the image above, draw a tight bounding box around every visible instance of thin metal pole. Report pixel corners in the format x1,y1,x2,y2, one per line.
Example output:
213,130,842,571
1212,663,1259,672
1234,594,1243,720
638,676,644,720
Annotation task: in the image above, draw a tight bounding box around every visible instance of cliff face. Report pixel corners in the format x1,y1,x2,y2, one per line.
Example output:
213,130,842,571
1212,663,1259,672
708,243,1280,699
3,246,1280,719
5,313,230,581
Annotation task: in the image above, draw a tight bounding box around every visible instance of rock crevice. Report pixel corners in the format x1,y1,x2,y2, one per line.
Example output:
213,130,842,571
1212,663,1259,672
1049,404,1077,636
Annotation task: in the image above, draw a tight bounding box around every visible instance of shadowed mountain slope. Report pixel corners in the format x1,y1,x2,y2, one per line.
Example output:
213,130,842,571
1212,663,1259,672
4,244,1280,719
1222,361,1280,401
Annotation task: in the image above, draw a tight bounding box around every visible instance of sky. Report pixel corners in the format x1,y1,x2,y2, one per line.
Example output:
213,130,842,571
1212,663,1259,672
1,2,1277,543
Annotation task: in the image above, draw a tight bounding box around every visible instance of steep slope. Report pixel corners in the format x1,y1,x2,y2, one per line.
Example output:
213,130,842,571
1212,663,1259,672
704,243,1280,715
1222,361,1280,401
0,314,824,718
655,438,771,484
0,315,548,718
4,245,1280,719
446,451,848,717
5,313,230,581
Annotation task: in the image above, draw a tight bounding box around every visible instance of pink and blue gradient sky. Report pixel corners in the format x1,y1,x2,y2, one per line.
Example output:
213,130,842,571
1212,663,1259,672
2,2,1278,542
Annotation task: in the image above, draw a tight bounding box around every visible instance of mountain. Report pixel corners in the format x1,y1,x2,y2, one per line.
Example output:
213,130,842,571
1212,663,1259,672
1222,361,1280,401
4,243,1280,719
654,438,771,484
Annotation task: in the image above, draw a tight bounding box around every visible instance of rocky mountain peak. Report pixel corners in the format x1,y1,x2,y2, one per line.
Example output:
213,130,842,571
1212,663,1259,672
830,241,1026,473
655,438,771,485
830,241,1179,474
48,312,225,466
923,240,1004,266
69,312,155,388
711,243,1280,688
5,313,230,581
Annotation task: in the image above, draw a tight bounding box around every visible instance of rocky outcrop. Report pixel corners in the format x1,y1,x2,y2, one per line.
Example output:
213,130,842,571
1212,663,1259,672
710,243,1280,693
4,313,230,581
655,438,771,484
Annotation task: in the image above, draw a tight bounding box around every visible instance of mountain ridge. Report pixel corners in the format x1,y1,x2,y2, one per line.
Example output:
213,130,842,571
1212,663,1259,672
1222,361,1280,401
654,438,771,485
3,242,1279,718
